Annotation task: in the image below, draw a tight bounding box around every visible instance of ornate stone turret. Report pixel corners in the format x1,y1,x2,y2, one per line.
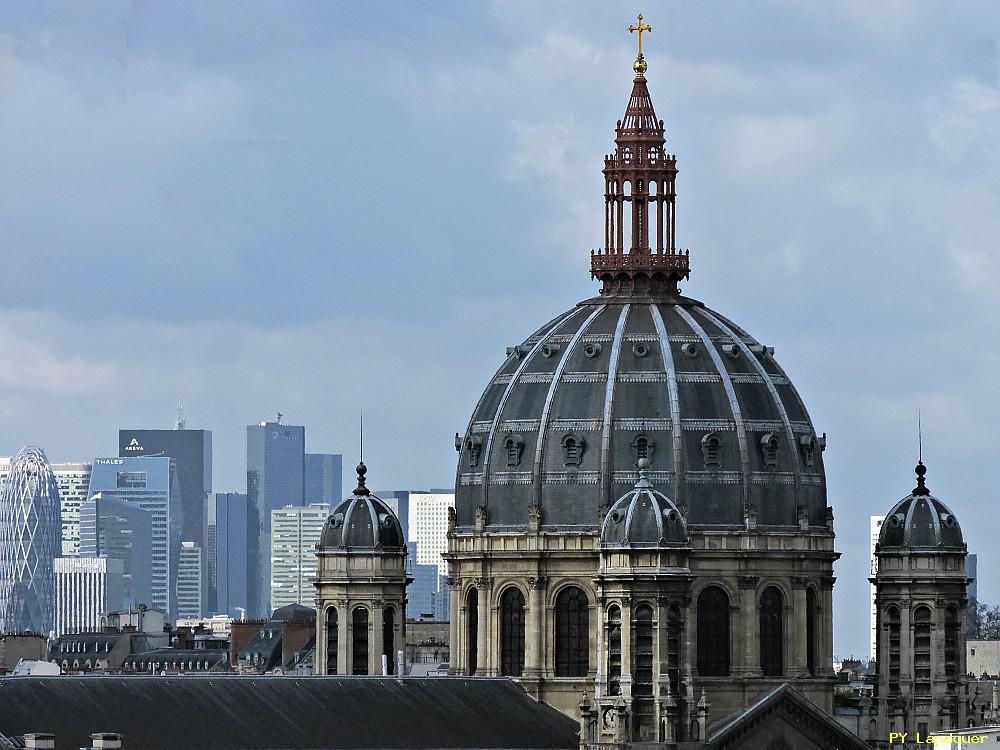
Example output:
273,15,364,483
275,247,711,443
872,461,969,738
314,461,410,676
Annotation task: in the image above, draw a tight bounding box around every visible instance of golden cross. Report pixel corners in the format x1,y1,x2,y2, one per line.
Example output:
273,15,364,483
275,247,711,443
629,14,652,58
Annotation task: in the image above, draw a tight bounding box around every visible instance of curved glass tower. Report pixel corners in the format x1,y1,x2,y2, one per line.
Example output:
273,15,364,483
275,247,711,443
0,446,60,634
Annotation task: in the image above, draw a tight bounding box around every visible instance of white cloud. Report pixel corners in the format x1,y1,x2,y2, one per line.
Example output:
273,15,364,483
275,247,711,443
0,323,118,395
725,115,823,178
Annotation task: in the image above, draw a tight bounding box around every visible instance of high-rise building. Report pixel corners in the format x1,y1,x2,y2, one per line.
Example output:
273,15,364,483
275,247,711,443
410,493,453,579
0,447,62,635
79,492,154,610
207,493,249,618
247,419,305,616
118,426,212,557
87,456,181,616
375,490,410,540
270,504,326,613
305,453,343,507
176,541,203,620
51,463,92,557
870,514,884,661
53,557,124,637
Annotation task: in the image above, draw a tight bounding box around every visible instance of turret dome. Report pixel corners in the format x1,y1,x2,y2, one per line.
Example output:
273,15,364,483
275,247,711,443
601,458,687,547
319,462,404,551
878,461,964,550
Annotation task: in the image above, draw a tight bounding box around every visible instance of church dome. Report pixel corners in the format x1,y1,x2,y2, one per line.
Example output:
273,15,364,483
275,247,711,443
320,462,404,551
601,459,687,547
878,462,964,550
453,53,826,534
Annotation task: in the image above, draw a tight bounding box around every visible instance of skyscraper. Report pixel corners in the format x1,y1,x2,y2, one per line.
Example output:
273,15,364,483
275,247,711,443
176,542,203,620
270,504,326,612
51,463,92,557
53,557,124,637
87,456,181,616
410,492,454,623
0,446,61,635
79,492,154,610
305,453,343,507
207,492,249,618
247,419,305,616
118,426,212,556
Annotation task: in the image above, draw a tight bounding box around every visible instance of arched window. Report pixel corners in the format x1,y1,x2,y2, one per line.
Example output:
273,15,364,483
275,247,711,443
352,607,369,676
555,587,590,677
500,587,525,677
760,587,784,676
634,603,654,697
466,588,478,675
914,606,932,696
887,606,901,696
326,607,338,675
806,588,817,676
945,606,960,695
607,605,622,694
383,607,395,675
697,587,730,676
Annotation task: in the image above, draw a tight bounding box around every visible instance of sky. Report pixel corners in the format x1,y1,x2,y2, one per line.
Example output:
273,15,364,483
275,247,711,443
1,0,999,659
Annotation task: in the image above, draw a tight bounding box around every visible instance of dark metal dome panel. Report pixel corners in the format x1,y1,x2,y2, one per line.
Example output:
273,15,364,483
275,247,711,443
878,469,964,550
455,299,826,531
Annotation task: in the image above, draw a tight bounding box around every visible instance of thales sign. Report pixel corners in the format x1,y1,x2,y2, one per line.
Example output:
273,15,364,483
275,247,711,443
124,438,144,453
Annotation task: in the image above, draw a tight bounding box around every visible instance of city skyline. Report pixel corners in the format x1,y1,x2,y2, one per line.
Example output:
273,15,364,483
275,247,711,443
1,1,999,662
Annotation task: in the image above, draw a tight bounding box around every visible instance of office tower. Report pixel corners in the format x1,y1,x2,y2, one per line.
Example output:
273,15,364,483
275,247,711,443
0,447,61,634
176,542,203,620
51,463,92,557
407,542,440,619
269,504,326,612
53,557,124,636
870,514,884,661
118,425,212,556
305,453,343,507
246,419,305,616
87,456,181,616
79,492,154,610
207,493,249,618
410,493,454,578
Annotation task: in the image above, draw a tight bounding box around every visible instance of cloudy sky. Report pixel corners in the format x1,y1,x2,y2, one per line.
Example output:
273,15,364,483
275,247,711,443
2,0,999,657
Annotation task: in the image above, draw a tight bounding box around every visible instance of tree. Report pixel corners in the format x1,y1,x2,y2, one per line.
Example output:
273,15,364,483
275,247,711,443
968,599,1000,640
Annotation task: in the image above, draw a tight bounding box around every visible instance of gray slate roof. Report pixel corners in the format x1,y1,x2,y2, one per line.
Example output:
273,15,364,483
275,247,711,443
0,675,578,750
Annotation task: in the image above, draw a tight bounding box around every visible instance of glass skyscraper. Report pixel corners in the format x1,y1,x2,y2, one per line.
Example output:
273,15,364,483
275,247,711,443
246,420,304,617
79,492,154,610
0,446,61,635
207,492,249,618
87,456,181,616
305,453,343,508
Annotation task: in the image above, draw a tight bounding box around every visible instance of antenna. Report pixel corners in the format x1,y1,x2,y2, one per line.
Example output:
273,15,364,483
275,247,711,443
175,402,185,430
360,412,364,463
918,410,922,463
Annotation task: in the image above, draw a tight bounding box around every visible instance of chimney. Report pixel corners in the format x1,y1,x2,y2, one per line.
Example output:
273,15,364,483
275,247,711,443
22,734,55,750
90,733,122,749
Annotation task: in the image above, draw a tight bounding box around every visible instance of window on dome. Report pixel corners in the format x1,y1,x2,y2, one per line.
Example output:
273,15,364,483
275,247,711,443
504,435,524,468
701,433,722,468
760,587,784,677
760,433,780,469
500,587,525,677
607,605,622,694
352,607,369,676
632,434,654,465
697,586,730,676
561,433,585,467
467,588,478,676
466,436,482,468
326,607,338,675
555,586,589,677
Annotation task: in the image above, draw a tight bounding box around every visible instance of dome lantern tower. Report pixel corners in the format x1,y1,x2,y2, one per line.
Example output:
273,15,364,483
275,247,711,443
591,15,689,297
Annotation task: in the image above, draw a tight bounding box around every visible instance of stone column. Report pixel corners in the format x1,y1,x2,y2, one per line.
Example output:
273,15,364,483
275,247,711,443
822,577,836,677
315,605,328,676
477,577,492,676
620,596,633,698
337,602,349,675
449,577,461,674
737,576,759,676
899,599,912,698
525,576,546,678
789,578,808,677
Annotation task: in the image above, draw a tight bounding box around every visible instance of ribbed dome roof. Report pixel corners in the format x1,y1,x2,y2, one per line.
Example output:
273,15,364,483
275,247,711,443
878,462,964,550
455,299,826,531
601,459,687,547
320,463,404,551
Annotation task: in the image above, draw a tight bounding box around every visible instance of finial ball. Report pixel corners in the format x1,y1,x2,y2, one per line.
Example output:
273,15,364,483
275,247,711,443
637,457,651,470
